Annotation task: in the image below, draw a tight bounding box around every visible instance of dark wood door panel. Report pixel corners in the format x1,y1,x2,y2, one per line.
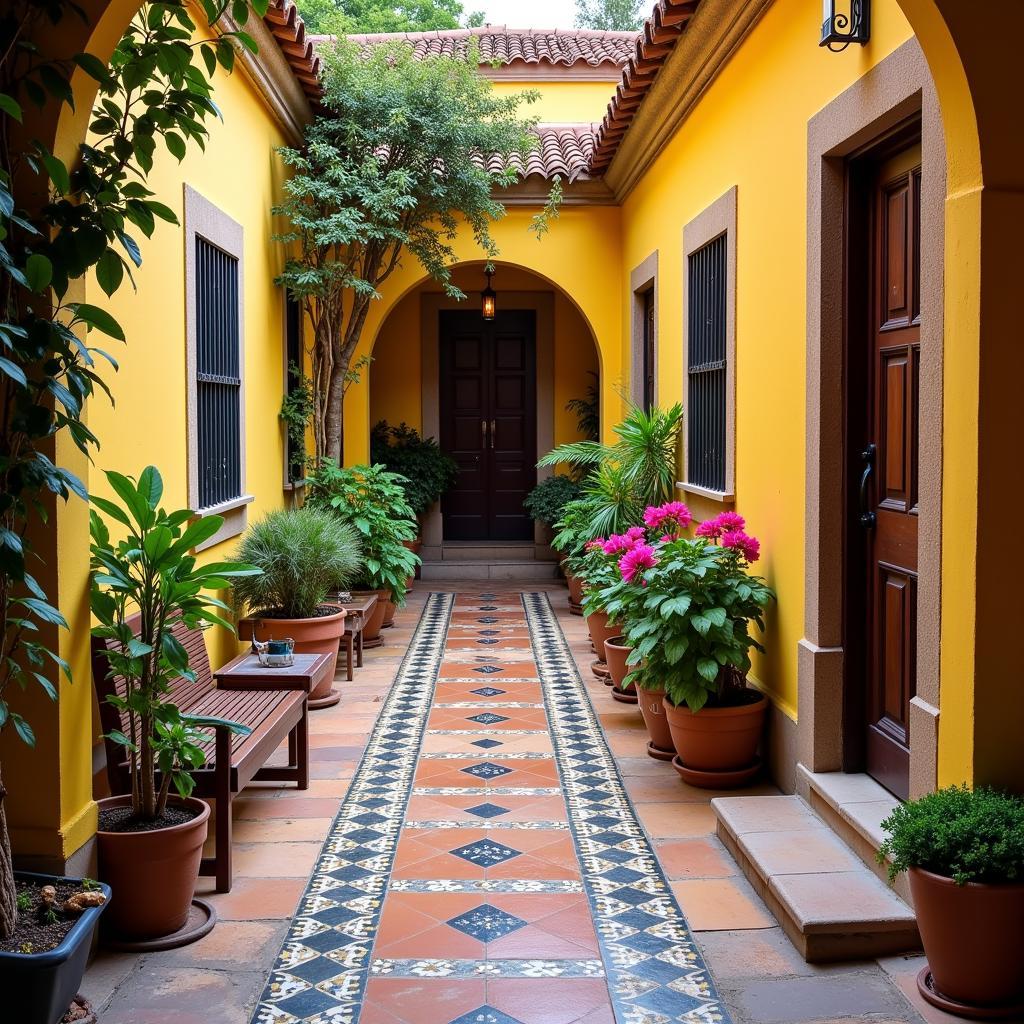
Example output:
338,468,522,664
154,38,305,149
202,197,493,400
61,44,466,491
439,310,536,541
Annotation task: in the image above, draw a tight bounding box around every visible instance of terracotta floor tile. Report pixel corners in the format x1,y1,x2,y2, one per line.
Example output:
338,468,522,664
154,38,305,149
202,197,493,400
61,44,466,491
670,877,776,931
636,800,719,838
654,838,739,879
197,877,305,920
486,979,612,1024
363,979,487,1024
230,817,333,843
232,841,321,878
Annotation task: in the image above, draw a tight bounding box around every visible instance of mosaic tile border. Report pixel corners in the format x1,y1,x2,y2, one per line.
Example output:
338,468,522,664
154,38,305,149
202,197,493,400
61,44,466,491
370,958,605,979
250,593,454,1024
522,592,731,1024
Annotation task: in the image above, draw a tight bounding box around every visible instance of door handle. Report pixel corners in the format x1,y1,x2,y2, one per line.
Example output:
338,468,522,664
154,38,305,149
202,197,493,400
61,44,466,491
859,443,877,528
490,420,496,450
481,419,487,450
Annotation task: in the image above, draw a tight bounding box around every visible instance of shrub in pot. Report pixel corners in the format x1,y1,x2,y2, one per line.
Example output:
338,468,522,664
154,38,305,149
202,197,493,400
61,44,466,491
89,467,256,940
575,534,632,680
622,509,774,785
879,785,1024,1017
551,497,598,613
234,506,362,697
525,473,584,546
306,462,420,642
370,421,457,529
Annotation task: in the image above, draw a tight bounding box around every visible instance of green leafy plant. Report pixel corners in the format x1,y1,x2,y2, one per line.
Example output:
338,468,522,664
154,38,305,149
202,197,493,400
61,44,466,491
566,371,600,444
274,37,558,462
296,0,466,35
879,785,1024,886
232,507,363,620
622,519,774,708
14,891,29,914
524,474,583,531
574,0,644,31
305,463,420,605
370,421,457,519
89,466,259,821
538,403,682,512
0,0,264,939
280,364,315,485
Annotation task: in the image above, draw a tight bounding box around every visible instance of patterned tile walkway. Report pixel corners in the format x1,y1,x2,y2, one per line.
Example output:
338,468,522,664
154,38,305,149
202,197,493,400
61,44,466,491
250,590,728,1024
84,580,937,1024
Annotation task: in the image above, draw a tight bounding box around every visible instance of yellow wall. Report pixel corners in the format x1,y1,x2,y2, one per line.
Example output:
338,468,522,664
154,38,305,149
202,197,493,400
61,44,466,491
490,77,617,124
619,0,915,719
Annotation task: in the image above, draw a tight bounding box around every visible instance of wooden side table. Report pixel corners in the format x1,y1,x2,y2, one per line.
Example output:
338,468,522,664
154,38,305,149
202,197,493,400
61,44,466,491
334,594,377,682
213,651,332,693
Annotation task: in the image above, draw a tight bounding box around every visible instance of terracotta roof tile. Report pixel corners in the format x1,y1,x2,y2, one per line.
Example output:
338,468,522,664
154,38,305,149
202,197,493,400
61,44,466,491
263,0,322,103
341,27,638,68
483,124,598,182
590,0,703,172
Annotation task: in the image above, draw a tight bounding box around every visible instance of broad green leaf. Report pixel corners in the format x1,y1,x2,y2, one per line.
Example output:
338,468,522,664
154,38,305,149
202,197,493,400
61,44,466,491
25,253,52,292
69,302,125,341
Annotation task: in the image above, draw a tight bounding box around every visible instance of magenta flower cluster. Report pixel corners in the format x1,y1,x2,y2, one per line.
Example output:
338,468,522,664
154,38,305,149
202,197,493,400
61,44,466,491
619,543,658,583
695,511,760,563
642,501,693,533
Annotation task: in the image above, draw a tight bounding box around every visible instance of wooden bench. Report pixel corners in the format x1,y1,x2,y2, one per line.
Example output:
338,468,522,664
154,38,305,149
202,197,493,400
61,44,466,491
91,616,310,893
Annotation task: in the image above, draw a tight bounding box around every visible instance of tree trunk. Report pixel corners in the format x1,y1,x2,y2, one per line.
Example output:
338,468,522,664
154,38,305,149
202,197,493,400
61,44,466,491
324,365,345,464
0,767,18,942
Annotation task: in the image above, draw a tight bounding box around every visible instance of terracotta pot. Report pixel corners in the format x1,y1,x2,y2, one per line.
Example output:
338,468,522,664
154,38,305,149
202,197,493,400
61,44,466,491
96,795,210,939
405,535,423,580
604,636,634,691
565,569,585,608
663,692,767,773
382,599,397,628
910,867,1024,1010
585,610,618,659
637,685,675,758
239,605,346,699
352,589,389,641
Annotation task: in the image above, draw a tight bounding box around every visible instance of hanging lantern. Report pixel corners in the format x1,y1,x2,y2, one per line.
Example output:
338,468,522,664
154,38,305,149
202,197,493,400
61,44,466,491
820,0,870,51
481,269,496,321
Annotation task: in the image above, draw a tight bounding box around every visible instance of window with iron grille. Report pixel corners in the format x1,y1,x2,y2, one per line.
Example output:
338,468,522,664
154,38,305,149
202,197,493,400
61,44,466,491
195,236,241,508
642,287,656,412
686,234,728,492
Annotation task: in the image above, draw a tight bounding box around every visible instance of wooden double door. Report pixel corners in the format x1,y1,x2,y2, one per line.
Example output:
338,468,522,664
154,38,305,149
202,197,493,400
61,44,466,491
846,134,923,800
439,310,537,542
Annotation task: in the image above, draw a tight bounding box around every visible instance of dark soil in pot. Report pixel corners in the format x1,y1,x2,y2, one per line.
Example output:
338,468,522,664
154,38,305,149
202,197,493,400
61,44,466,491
96,795,209,940
1,878,94,954
910,867,1024,1014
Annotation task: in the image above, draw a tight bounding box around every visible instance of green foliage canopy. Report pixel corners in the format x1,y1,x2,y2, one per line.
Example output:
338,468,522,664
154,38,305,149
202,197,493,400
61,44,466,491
295,0,481,35
574,0,645,31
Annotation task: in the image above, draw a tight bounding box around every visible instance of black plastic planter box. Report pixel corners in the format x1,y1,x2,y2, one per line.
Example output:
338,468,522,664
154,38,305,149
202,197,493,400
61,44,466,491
0,871,111,1024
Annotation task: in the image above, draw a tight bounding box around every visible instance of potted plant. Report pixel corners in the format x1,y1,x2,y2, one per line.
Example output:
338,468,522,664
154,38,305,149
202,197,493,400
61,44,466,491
306,462,420,644
234,506,362,702
622,510,774,783
879,785,1024,1018
551,497,597,614
524,473,583,550
89,467,257,940
0,873,110,1024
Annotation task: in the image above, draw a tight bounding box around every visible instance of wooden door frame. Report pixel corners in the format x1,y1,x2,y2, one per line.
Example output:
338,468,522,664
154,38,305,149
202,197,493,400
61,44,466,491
798,39,945,799
420,291,555,560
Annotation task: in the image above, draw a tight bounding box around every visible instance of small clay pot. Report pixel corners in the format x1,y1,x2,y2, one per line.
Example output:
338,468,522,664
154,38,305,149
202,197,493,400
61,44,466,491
96,796,210,940
910,867,1024,1014
565,569,585,607
585,609,619,658
604,636,637,702
663,692,767,783
637,685,675,759
352,589,389,642
381,599,397,628
238,605,346,699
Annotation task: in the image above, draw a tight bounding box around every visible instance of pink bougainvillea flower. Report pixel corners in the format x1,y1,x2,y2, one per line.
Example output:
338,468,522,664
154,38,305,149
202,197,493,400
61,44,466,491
585,539,605,552
625,525,647,541
696,510,746,541
660,533,674,544
695,519,721,540
643,501,692,533
721,529,761,563
619,543,659,584
602,533,636,554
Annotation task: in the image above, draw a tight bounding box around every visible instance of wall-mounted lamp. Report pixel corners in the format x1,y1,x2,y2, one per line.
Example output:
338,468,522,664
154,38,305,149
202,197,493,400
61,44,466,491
820,0,869,51
481,269,496,321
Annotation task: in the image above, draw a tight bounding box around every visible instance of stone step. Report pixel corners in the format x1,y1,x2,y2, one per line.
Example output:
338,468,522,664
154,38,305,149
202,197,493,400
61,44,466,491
712,795,920,963
796,765,912,904
441,543,540,562
421,560,561,581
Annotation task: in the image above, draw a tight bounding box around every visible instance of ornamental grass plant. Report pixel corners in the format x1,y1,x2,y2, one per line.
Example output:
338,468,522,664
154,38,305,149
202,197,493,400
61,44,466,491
233,507,363,619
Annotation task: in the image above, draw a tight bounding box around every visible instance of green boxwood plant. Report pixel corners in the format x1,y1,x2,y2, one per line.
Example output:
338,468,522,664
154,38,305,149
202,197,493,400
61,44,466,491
879,785,1024,885
306,462,420,605
370,421,457,519
524,474,583,531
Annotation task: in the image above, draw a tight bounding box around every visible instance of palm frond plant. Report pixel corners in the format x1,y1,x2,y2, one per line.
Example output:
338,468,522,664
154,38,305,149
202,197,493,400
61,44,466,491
538,402,683,510
565,371,600,443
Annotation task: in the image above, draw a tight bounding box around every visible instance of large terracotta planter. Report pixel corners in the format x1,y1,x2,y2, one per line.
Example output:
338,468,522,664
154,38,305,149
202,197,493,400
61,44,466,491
565,568,585,612
637,685,675,760
238,605,346,699
663,692,767,788
910,867,1024,1016
403,537,422,583
353,589,389,643
604,636,638,704
382,598,397,628
96,795,210,940
585,609,618,655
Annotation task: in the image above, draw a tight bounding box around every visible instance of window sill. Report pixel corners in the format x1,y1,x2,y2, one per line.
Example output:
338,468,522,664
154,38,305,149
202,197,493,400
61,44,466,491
193,494,254,552
676,481,735,503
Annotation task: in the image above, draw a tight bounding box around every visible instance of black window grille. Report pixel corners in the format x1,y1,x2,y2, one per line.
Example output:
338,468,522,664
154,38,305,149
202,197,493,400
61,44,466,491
686,234,727,492
195,237,241,508
284,293,303,482
642,287,656,412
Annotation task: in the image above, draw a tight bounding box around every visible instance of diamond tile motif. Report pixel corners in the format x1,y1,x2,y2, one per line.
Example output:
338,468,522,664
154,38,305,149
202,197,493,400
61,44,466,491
448,1006,524,1024
471,738,503,749
465,802,511,819
470,687,505,697
479,605,499,611
477,639,499,645
449,839,522,866
479,629,500,636
473,665,502,674
477,617,499,624
446,904,528,941
467,712,508,725
460,761,513,780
